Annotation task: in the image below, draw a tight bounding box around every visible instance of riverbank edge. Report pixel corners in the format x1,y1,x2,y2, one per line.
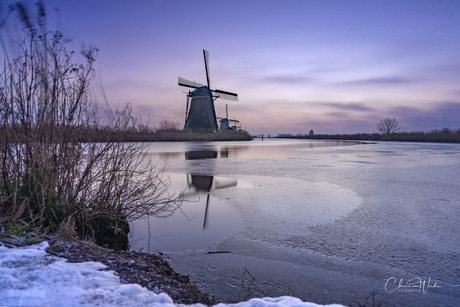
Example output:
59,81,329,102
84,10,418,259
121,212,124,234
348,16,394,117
76,131,253,142
0,234,216,305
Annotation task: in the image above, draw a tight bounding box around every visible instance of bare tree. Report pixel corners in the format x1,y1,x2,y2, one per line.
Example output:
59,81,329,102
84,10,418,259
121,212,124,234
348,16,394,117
0,2,179,249
376,117,400,134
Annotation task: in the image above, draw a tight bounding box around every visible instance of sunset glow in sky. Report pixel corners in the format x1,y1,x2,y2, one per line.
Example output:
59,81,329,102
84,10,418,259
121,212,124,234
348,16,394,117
3,0,460,135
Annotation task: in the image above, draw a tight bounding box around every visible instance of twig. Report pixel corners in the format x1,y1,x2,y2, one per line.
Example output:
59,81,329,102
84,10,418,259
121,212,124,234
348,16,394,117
204,251,232,254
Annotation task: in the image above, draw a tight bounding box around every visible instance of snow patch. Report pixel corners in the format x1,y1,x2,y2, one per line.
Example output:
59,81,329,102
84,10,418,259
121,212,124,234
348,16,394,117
0,242,343,306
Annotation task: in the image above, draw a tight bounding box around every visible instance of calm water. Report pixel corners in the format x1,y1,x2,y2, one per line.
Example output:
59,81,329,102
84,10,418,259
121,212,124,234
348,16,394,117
130,139,460,306
129,173,247,252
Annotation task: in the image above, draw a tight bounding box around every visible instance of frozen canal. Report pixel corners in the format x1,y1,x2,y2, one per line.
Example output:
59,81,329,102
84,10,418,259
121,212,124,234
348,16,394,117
130,139,460,306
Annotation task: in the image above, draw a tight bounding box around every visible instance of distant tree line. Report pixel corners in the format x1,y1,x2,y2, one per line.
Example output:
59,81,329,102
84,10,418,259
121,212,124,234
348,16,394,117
279,128,460,143
278,117,460,143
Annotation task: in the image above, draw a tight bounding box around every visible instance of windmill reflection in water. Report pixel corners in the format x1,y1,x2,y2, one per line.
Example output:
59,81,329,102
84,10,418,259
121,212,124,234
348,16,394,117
183,149,237,229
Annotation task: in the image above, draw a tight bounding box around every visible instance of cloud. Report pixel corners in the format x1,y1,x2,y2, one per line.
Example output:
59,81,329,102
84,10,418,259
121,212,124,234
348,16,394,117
313,101,376,112
391,102,460,131
420,63,460,76
260,74,316,84
337,76,417,86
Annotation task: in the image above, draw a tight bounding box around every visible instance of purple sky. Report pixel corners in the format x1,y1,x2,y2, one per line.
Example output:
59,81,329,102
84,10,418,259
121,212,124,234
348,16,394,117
3,0,460,135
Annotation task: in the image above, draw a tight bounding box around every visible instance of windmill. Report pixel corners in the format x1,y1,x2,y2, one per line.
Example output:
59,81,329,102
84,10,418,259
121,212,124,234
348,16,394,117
179,50,238,132
218,104,240,131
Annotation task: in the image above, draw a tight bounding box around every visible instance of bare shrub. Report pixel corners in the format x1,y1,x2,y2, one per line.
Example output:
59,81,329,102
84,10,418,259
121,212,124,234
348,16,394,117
155,119,182,132
0,2,179,249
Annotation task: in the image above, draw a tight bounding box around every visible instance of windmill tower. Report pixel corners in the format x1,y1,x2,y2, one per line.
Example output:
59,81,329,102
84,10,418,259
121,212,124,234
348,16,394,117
178,50,238,132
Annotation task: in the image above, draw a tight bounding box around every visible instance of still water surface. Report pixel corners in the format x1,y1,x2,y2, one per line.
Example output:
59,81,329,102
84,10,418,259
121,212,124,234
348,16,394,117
130,173,247,252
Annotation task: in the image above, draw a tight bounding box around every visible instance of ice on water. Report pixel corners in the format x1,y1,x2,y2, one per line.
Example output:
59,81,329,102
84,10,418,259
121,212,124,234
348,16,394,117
0,241,343,307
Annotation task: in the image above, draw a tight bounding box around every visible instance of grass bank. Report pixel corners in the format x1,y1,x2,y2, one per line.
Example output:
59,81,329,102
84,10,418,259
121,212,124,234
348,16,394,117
76,129,253,142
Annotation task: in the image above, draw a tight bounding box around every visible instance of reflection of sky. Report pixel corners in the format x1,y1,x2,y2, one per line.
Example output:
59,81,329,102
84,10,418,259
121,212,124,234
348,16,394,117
146,139,360,162
3,0,460,135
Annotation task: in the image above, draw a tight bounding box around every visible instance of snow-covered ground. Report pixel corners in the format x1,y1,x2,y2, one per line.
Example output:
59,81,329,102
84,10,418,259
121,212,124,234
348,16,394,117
0,241,343,307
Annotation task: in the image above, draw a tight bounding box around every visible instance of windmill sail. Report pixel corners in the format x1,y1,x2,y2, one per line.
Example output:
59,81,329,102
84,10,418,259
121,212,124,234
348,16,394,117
213,89,238,101
178,77,205,89
203,49,211,88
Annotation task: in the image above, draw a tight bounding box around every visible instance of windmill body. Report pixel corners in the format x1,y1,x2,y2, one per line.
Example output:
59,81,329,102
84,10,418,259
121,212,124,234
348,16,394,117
185,86,218,131
179,50,238,132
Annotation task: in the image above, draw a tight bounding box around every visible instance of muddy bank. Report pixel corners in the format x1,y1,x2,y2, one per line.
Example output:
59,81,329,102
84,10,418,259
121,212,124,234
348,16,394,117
0,235,215,305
